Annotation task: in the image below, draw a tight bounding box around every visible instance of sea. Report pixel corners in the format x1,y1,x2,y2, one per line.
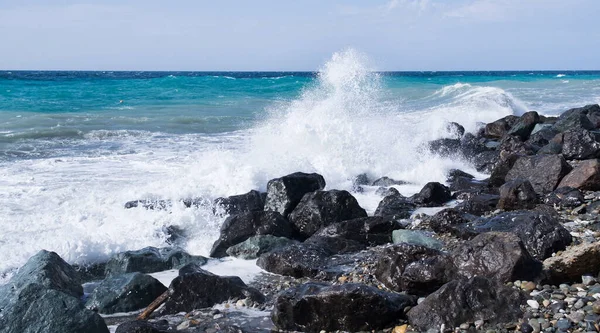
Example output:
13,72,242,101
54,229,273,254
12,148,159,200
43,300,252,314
1,50,600,282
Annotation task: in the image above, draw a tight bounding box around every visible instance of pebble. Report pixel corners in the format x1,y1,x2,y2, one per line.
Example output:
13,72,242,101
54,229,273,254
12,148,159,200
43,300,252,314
575,299,585,309
582,276,597,286
459,323,470,330
213,314,224,320
543,300,551,308
392,324,408,333
522,281,537,292
592,300,600,314
528,300,541,309
521,323,534,333
177,320,191,330
556,318,571,331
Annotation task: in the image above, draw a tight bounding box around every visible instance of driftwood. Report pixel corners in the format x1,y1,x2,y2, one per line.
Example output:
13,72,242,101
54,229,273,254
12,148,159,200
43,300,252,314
137,289,171,320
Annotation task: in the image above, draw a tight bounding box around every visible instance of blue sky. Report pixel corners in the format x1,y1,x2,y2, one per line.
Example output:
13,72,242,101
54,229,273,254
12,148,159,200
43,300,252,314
0,0,598,70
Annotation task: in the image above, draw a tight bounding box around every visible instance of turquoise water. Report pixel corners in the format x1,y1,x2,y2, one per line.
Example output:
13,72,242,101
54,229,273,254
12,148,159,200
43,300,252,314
1,50,600,280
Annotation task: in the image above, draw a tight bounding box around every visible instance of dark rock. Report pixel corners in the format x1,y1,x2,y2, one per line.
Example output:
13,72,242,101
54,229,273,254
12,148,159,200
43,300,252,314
105,247,207,276
225,235,298,259
85,273,167,314
484,115,519,138
371,176,407,186
74,262,107,283
161,225,186,245
308,216,402,247
561,129,600,160
454,193,500,216
214,190,265,216
288,190,367,239
210,211,293,258
538,141,563,155
272,283,416,332
160,268,265,315
559,104,600,128
257,243,330,279
543,242,600,284
374,243,457,295
507,111,540,140
544,187,585,208
469,210,572,260
553,111,595,132
446,169,475,182
447,122,465,138
407,277,525,331
558,159,600,190
498,135,537,156
497,179,538,211
448,176,488,194
414,182,452,207
472,150,500,173
375,186,400,197
452,232,542,283
263,172,326,217
304,235,365,255
489,153,520,187
374,193,415,219
429,208,478,238
353,173,370,186
528,126,559,147
505,154,572,194
521,323,534,333
115,320,170,333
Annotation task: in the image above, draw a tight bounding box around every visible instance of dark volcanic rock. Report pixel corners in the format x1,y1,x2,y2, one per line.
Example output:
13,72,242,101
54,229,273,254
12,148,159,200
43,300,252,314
304,235,365,255
272,282,416,333
85,273,167,314
225,235,298,259
452,232,542,283
407,277,525,331
371,176,406,186
454,194,500,216
488,153,520,187
429,208,477,238
308,216,402,247
414,182,452,207
257,243,331,279
553,110,595,133
288,190,367,239
210,211,293,258
160,268,265,315
115,320,170,333
507,111,540,140
558,159,600,190
497,179,538,211
469,210,572,260
263,172,326,217
544,186,585,208
505,154,572,194
557,104,600,129
374,193,416,219
446,169,474,182
374,243,457,295
214,190,265,216
105,247,207,276
561,129,600,160
484,115,519,138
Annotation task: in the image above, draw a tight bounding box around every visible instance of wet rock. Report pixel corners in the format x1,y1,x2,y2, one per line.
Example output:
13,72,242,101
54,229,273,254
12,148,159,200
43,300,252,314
543,242,600,284
210,211,293,258
558,159,600,190
374,243,457,295
429,208,477,238
452,232,542,282
372,176,407,186
309,216,402,247
414,182,452,207
553,110,595,133
115,320,170,333
485,115,520,138
257,243,330,278
505,154,572,194
561,129,600,160
544,187,585,208
528,126,560,147
498,135,537,156
489,153,520,187
85,273,167,314
105,247,207,275
538,141,563,155
304,235,365,255
471,150,500,173
288,190,367,239
507,111,540,140
497,179,538,211
392,230,444,250
447,122,465,138
446,169,475,182
263,172,326,217
225,235,298,259
374,193,416,219
454,193,500,216
272,282,416,332
124,199,171,210
375,186,400,197
558,104,600,128
448,176,488,194
353,173,370,186
160,268,265,315
214,190,265,216
407,277,525,331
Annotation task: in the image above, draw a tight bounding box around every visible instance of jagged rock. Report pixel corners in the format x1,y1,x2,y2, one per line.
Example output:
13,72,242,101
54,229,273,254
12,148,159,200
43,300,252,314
226,235,298,259
505,154,572,194
507,111,540,140
105,247,207,276
374,243,457,295
558,159,600,190
553,111,595,133
471,150,500,173
429,208,477,238
160,268,264,315
308,216,402,247
484,115,519,138
446,169,474,182
543,242,600,284
414,182,452,207
85,273,167,314
528,125,559,147
497,179,538,211
210,211,293,258
375,186,400,197
489,153,520,187
371,176,407,186
374,193,415,219
544,186,585,208
263,172,326,217
304,235,365,255
498,135,537,156
558,104,600,128
561,129,600,160
392,230,443,250
288,190,367,239
538,141,563,155
448,176,488,194
115,320,170,333
454,193,500,217
272,283,416,332
213,190,265,216
407,277,525,331
452,232,542,282
257,243,330,279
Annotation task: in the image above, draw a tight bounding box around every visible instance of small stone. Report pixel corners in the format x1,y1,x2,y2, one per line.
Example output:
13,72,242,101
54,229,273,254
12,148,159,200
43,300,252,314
592,300,600,314
552,293,566,300
583,276,597,286
568,311,585,323
529,319,542,333
575,299,586,309
543,300,551,307
213,313,224,319
177,320,191,330
338,276,348,283
417,297,426,304
522,323,534,333
393,324,408,333
522,281,537,292
475,320,485,329
460,323,470,330
529,300,541,309
556,318,571,331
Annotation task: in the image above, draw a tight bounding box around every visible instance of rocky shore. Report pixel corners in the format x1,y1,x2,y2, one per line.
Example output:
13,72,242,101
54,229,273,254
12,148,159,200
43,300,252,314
4,104,600,333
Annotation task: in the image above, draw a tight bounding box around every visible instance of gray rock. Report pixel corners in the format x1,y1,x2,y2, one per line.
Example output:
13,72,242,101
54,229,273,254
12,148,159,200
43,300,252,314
213,190,265,216
374,193,415,219
263,172,326,217
392,230,443,250
505,154,572,194
371,176,407,186
508,111,540,140
105,247,207,276
225,235,298,259
310,216,402,247
497,179,538,211
561,129,600,160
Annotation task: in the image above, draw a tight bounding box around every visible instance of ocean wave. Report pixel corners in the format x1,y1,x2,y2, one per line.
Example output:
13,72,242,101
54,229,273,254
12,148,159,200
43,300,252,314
556,74,567,78
83,129,154,140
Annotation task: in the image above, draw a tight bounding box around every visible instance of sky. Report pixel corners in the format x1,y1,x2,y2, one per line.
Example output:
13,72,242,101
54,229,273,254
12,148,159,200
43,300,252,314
0,0,598,71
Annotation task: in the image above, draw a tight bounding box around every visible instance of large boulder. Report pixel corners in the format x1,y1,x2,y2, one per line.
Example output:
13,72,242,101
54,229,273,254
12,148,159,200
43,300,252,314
288,190,367,239
505,154,572,194
561,129,600,160
210,211,293,258
454,194,500,217
507,111,540,140
308,216,402,247
469,211,572,260
497,179,538,211
0,250,108,333
225,235,298,259
484,115,519,138
413,182,452,207
543,242,600,284
263,172,326,217
407,277,525,331
374,243,457,295
452,232,542,283
160,268,264,315
85,273,167,314
544,186,585,208
105,247,207,276
257,243,330,279
272,283,416,333
429,208,477,238
558,159,600,190
553,110,595,133
558,104,600,128
374,193,416,219
213,190,265,216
